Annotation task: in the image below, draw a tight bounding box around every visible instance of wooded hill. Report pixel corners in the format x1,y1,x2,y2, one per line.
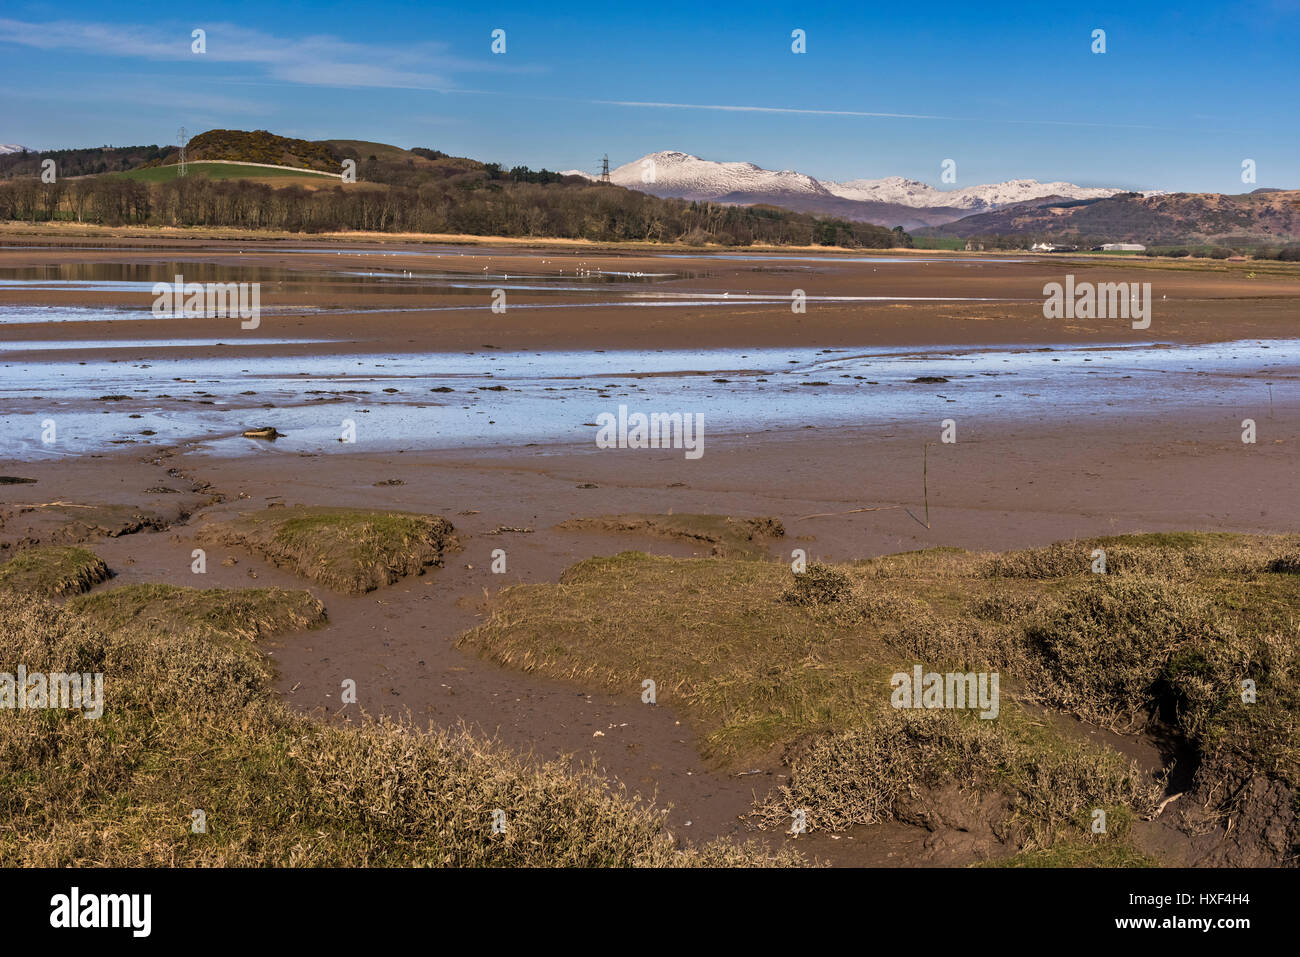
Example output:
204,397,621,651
146,129,338,171
0,129,908,247
919,189,1300,247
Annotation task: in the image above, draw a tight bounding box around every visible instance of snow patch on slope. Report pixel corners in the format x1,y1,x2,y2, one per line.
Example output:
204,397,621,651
603,151,1129,210
610,151,835,200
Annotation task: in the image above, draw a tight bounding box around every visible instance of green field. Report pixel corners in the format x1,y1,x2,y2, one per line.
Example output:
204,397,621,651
115,162,338,183
907,236,967,250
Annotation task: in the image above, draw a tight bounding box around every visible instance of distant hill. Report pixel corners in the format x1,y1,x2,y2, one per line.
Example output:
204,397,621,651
918,190,1300,245
320,139,498,187
0,129,906,248
159,132,509,188
566,150,1131,231
116,162,340,186
146,129,339,172
0,144,170,179
1,131,347,180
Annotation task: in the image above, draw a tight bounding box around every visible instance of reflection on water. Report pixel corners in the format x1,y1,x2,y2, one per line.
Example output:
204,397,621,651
0,247,1026,310
0,261,697,298
656,254,1026,264
0,337,329,351
1,339,1291,460
0,293,1025,324
0,305,330,324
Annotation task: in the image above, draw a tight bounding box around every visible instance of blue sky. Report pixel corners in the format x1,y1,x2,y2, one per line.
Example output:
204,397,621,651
2,0,1296,191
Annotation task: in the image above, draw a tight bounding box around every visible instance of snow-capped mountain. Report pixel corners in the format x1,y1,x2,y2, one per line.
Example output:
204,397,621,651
0,144,31,155
610,150,833,200
564,151,1134,229
825,175,1124,211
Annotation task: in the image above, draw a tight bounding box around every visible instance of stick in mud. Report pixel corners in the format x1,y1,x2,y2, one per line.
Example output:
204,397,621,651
794,505,902,521
905,443,932,530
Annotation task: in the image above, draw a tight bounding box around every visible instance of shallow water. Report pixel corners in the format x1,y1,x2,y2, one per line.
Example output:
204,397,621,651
0,304,337,325
1,339,1291,460
0,290,1025,326
655,254,1026,264
0,252,1024,310
0,337,330,352
261,247,1022,265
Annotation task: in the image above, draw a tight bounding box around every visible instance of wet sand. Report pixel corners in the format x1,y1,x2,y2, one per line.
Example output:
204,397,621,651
2,235,1298,865
2,236,1298,355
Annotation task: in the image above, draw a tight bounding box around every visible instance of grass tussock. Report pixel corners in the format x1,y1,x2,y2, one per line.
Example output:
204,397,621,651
461,533,1300,861
752,708,1162,844
979,843,1159,868
0,589,796,867
978,532,1290,580
200,506,460,593
557,513,784,559
68,584,326,644
460,551,872,762
781,562,852,606
0,546,110,597
977,803,1160,868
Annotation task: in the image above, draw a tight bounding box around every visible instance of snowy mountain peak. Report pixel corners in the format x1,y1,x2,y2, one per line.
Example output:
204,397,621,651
609,150,834,199
0,144,31,155
597,151,1129,214
827,174,1123,210
555,151,1137,229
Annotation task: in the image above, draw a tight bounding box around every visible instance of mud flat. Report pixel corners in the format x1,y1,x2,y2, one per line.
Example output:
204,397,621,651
2,235,1298,355
2,237,1297,866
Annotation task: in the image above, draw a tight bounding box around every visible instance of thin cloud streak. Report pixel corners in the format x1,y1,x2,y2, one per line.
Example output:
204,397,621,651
592,97,1238,134
595,99,950,120
0,18,527,91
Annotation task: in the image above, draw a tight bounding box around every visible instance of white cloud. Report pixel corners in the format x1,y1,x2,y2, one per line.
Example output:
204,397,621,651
0,18,516,90
595,99,949,121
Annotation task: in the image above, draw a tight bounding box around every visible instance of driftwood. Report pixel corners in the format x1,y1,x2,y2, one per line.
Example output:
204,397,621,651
1142,792,1186,821
794,505,902,521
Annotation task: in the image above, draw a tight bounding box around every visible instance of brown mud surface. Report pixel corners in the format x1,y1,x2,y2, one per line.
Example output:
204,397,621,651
2,235,1298,355
3,236,1297,866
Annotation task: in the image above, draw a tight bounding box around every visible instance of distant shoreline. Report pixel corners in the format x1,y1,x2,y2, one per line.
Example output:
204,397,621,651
0,220,921,255
4,222,1298,272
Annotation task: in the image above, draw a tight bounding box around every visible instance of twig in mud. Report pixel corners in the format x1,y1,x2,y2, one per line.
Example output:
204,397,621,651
794,505,902,521
922,442,930,525
24,502,97,509
904,443,934,529
1143,792,1185,820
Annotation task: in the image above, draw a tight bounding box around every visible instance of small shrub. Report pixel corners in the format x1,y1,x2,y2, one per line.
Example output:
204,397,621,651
781,562,852,606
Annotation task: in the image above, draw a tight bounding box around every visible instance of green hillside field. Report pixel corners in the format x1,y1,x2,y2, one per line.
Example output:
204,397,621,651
115,162,339,184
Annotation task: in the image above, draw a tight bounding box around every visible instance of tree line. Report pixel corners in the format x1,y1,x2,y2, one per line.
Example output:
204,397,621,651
0,175,909,248
0,145,168,179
